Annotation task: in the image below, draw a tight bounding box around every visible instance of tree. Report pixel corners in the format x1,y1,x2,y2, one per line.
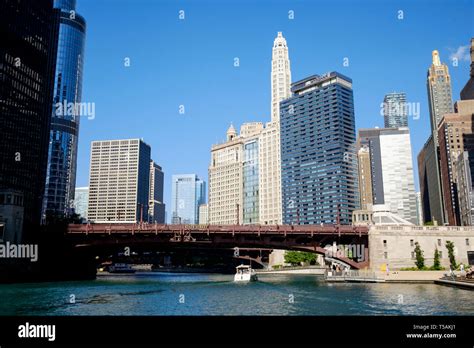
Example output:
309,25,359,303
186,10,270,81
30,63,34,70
414,242,425,270
432,248,442,270
445,241,457,269
284,251,317,266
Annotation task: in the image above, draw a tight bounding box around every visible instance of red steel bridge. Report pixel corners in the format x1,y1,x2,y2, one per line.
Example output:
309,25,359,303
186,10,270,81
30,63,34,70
67,223,370,269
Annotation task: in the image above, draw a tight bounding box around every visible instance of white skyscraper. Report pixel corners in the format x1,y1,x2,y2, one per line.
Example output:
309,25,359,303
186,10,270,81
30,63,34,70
271,32,292,123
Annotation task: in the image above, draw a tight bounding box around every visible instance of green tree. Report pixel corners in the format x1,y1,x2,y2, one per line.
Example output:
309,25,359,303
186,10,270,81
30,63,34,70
284,251,317,266
431,248,442,270
414,242,425,270
445,241,457,269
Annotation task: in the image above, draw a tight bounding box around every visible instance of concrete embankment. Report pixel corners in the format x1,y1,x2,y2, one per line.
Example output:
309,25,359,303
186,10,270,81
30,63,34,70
380,271,447,283
256,267,326,275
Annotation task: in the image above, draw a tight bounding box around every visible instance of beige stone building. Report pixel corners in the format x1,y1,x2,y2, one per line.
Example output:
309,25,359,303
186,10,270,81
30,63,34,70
369,225,474,270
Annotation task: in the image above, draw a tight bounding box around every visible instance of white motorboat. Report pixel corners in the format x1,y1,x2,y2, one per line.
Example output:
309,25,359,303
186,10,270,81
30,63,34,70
234,264,258,282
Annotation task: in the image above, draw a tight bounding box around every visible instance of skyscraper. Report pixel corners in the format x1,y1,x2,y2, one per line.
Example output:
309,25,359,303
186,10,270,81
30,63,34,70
357,146,373,210
271,32,291,123
418,50,453,225
383,92,408,128
43,0,86,219
149,161,165,223
0,0,58,242
455,151,474,225
460,38,474,101
73,186,88,220
209,126,244,225
427,50,454,141
358,128,418,224
280,72,359,225
171,174,206,224
87,139,151,223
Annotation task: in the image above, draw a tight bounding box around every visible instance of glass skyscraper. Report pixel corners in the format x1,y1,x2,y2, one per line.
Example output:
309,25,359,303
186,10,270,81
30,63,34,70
383,92,408,128
243,139,259,224
0,0,58,242
171,174,206,224
43,0,86,219
280,72,359,225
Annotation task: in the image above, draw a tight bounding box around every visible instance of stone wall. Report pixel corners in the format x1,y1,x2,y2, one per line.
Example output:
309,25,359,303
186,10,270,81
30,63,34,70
368,225,474,270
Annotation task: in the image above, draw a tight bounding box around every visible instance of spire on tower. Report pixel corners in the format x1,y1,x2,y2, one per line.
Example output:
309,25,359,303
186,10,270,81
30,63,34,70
432,50,441,66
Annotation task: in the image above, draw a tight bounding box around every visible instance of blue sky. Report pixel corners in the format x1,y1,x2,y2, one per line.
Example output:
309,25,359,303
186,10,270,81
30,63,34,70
75,0,474,217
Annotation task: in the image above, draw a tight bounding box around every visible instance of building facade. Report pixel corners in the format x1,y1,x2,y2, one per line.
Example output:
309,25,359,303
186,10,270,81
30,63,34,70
280,72,359,225
198,204,209,224
455,151,474,226
171,174,205,224
427,50,454,142
383,92,408,128
358,128,418,224
43,0,86,219
87,139,151,223
357,146,373,210
73,186,88,220
271,32,291,123
437,101,474,225
460,38,474,101
0,0,58,242
149,161,165,223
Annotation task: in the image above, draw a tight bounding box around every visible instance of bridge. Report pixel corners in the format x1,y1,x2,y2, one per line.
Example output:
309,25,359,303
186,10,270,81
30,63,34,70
67,223,370,269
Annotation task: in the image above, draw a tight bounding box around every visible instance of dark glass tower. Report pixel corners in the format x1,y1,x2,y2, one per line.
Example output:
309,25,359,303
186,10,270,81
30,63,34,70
43,0,86,219
0,0,58,242
280,72,359,225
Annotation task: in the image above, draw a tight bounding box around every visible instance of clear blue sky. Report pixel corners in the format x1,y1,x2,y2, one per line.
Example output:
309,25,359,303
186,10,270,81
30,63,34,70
75,0,474,218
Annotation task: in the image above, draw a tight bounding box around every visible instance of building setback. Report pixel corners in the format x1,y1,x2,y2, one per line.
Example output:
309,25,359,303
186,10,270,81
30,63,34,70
280,72,359,225
171,174,205,224
87,139,151,223
358,128,418,224
43,0,86,219
0,0,58,242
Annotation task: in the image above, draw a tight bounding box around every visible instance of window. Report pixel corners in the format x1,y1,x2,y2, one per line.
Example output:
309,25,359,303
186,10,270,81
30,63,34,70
411,252,415,259
438,239,442,246
439,251,443,258
383,240,387,248
384,252,388,259
410,239,414,247
466,238,470,246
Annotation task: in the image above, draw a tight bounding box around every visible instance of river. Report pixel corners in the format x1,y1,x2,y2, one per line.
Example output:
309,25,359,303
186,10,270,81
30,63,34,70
0,273,472,315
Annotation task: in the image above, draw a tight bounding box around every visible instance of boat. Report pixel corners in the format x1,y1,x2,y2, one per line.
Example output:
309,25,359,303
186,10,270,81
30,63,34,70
234,264,257,282
107,263,136,274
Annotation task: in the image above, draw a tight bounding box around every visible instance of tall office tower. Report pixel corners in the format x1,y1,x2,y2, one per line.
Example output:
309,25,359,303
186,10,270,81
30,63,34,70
418,135,445,224
209,125,244,225
198,204,209,224
271,32,292,123
455,152,474,225
43,0,86,219
149,161,165,223
383,92,408,128
437,101,474,225
280,72,359,225
171,174,206,224
73,186,88,220
87,139,151,223
427,50,454,140
0,0,58,242
415,192,424,226
358,128,417,224
418,50,453,225
243,137,259,224
357,146,373,210
460,38,474,100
